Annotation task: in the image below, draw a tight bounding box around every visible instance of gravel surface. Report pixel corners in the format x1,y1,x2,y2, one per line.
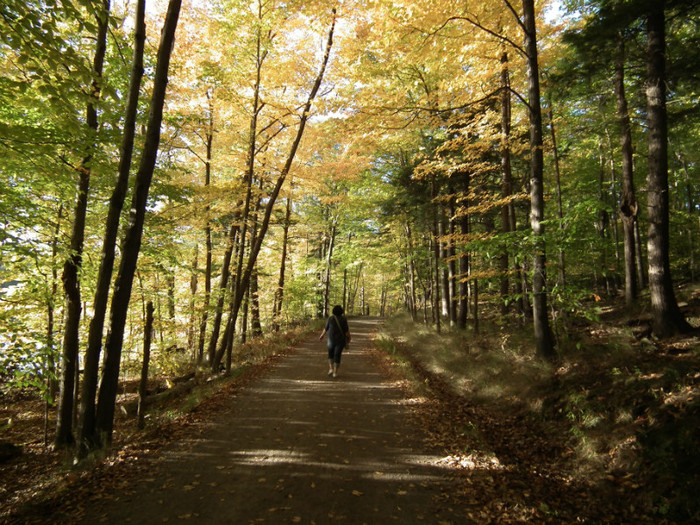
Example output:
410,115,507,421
79,317,465,524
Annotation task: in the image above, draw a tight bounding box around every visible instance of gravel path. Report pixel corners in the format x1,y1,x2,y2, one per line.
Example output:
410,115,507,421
80,317,465,524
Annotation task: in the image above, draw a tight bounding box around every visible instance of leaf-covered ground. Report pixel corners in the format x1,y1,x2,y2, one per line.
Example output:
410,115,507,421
373,287,700,523
1,294,698,524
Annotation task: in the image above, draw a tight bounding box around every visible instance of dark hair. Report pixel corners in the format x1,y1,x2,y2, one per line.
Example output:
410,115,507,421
332,305,344,316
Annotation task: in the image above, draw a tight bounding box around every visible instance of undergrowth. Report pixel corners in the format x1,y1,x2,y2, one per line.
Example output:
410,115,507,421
375,302,700,523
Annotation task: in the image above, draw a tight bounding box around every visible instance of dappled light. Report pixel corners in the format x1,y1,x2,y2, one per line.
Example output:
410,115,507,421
70,319,466,524
1,0,699,523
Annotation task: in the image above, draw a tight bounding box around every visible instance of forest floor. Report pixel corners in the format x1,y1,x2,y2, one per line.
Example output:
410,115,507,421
0,291,699,524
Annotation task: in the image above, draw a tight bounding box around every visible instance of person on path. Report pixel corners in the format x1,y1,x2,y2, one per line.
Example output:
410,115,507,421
319,305,351,378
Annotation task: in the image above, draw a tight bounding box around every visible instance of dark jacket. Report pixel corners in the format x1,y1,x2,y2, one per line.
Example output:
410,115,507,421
324,314,349,347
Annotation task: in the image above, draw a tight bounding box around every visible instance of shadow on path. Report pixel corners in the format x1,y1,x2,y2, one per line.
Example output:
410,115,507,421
81,317,465,524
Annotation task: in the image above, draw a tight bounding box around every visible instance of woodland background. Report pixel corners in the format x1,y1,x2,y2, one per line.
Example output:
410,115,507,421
1,0,699,522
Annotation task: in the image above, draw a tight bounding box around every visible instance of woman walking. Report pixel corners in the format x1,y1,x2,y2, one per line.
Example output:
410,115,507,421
319,305,351,378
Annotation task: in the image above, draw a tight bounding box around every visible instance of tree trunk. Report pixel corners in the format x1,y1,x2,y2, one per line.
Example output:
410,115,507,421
211,9,336,371
93,0,182,450
635,218,647,289
605,126,621,273
597,138,610,294
499,51,513,314
250,262,262,338
457,172,469,330
137,301,154,430
55,0,110,449
248,188,263,339
447,196,457,324
343,267,348,312
48,204,63,404
675,149,697,280
405,222,418,321
188,247,198,356
272,195,292,331
522,0,556,359
211,8,271,371
166,268,175,321
614,35,639,307
473,278,479,334
205,223,239,365
78,0,144,451
548,102,566,288
438,211,450,319
644,2,691,337
323,217,338,317
197,89,215,364
431,176,441,333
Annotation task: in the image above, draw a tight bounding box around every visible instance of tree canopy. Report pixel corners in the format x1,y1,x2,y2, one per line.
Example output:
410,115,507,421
0,0,698,454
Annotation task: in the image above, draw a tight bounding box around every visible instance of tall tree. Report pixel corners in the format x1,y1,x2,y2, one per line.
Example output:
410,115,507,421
521,0,556,359
211,8,338,370
55,0,110,448
93,0,183,449
644,0,692,336
271,194,293,331
613,35,639,307
78,0,146,453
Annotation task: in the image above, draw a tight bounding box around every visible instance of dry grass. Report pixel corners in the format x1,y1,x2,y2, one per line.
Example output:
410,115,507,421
374,303,700,523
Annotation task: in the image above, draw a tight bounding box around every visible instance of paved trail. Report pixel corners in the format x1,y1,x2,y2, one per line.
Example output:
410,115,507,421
81,318,464,524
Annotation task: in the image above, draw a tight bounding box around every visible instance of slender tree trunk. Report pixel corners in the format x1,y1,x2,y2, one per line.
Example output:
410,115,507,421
605,127,621,273
405,222,418,321
44,205,63,446
343,268,348,312
548,102,566,287
673,147,697,280
323,217,338,317
210,8,273,371
248,187,263,339
241,287,249,344
457,172,469,330
431,176,441,333
644,2,691,337
598,138,610,293
188,247,198,357
55,0,110,449
500,51,514,313
635,218,647,289
93,0,182,450
197,90,215,364
206,223,239,364
250,264,262,337
614,36,639,307
78,0,145,451
48,204,63,404
447,196,457,324
272,195,292,331
137,301,154,430
522,0,556,359
438,211,450,318
211,9,337,371
473,278,479,334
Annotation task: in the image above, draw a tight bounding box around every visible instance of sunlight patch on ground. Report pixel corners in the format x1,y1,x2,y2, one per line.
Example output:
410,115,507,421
396,396,428,406
438,453,504,471
229,449,309,464
224,448,451,482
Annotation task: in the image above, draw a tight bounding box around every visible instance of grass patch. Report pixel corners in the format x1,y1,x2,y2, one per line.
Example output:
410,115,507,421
374,308,700,522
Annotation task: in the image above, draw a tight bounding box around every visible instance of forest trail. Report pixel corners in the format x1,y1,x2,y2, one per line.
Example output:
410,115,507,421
79,317,466,524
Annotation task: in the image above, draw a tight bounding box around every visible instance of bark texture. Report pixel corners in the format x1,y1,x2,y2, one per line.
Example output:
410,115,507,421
644,2,691,337
522,0,556,359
